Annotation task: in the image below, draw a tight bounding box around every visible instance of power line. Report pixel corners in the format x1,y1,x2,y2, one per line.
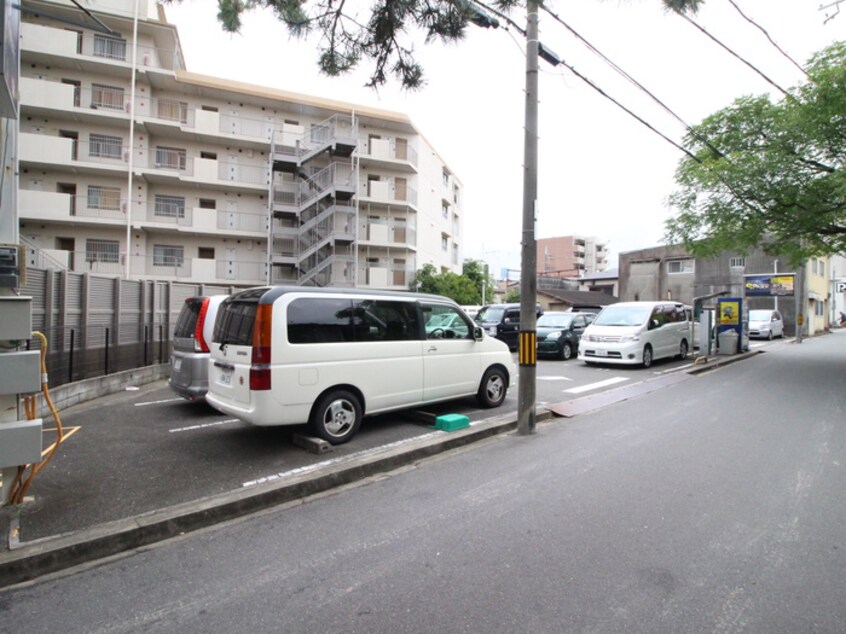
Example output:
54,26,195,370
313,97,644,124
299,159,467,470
726,0,809,79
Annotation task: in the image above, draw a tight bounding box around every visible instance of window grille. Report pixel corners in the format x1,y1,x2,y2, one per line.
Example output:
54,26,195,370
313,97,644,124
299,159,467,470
91,83,125,110
729,257,746,269
85,239,119,263
155,146,187,170
87,185,121,210
93,34,127,60
154,195,186,218
89,134,123,159
667,259,694,274
153,245,184,267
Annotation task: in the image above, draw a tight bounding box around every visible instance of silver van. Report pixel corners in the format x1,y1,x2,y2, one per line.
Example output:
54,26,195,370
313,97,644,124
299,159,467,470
169,295,227,400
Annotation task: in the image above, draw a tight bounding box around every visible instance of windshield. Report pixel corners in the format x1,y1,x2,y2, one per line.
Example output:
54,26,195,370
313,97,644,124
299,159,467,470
593,305,652,327
476,307,505,323
537,313,574,328
749,310,773,321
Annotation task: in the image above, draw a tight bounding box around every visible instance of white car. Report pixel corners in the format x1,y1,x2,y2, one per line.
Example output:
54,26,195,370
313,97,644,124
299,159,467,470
748,309,784,340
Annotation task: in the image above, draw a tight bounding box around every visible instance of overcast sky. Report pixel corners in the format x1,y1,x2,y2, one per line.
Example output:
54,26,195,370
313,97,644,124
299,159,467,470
164,0,845,276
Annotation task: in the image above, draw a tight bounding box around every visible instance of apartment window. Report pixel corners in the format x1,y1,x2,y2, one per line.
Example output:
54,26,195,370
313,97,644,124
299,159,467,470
153,245,184,267
91,83,125,110
202,105,218,112
198,247,215,259
729,257,745,269
820,260,826,277
85,239,119,263
815,301,824,316
200,151,217,160
155,146,187,170
812,259,819,275
453,184,460,205
87,185,121,210
442,168,449,188
199,198,216,209
61,79,81,107
157,99,188,123
442,201,449,218
667,259,694,274
89,133,123,159
441,233,449,251
93,34,127,61
154,195,186,218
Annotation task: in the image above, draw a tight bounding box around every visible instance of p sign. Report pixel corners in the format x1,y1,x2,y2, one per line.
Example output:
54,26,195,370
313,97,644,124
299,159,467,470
838,282,846,293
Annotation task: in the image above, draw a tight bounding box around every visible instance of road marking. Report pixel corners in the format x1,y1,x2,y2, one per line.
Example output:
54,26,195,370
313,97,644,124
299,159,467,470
564,376,629,394
538,376,573,381
41,426,81,456
135,397,183,407
169,418,240,433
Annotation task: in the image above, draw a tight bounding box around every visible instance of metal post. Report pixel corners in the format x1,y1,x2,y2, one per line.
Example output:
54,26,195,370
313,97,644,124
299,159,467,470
518,1,540,436
105,326,110,375
68,328,75,384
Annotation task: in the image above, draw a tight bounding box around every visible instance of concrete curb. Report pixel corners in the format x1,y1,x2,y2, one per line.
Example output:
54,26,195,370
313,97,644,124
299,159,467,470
0,409,553,588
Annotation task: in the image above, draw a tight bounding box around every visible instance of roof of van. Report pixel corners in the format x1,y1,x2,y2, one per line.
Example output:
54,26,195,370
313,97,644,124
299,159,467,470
226,286,458,305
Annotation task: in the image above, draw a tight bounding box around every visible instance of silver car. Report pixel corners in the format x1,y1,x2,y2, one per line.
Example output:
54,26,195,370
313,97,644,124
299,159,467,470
169,295,227,400
748,309,784,340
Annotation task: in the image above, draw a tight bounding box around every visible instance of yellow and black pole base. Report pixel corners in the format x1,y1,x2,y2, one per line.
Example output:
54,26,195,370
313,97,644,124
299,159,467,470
518,330,537,366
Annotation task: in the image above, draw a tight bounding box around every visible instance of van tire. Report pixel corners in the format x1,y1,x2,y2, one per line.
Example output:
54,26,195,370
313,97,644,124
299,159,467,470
309,390,362,445
642,345,653,369
477,367,508,408
678,339,689,359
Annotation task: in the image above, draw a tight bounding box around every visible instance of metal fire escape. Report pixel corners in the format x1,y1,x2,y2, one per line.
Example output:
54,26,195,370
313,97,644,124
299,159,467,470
268,114,358,286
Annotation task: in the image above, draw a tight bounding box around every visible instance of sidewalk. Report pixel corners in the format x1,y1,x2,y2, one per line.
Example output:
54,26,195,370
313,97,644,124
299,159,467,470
0,348,759,588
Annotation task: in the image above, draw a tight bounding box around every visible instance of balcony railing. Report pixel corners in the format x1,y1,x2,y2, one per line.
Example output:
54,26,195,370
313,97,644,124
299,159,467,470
357,138,418,167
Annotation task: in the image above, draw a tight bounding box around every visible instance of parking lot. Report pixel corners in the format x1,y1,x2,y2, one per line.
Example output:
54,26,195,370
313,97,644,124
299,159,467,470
9,343,771,546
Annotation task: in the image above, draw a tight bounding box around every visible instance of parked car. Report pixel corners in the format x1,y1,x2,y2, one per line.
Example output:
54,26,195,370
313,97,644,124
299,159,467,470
475,303,543,351
748,309,784,340
206,287,516,444
578,301,691,368
536,311,595,360
169,295,227,400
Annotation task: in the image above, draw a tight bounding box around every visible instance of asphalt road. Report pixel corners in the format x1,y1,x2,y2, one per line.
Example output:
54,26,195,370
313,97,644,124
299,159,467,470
1,333,841,631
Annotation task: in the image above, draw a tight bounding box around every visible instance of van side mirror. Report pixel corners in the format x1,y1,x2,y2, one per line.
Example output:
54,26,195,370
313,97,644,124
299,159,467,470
474,326,484,341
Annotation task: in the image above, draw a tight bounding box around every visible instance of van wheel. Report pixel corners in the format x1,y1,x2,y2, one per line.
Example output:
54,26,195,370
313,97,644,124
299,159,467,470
309,390,361,445
560,342,573,360
642,345,653,369
477,367,508,408
678,339,689,359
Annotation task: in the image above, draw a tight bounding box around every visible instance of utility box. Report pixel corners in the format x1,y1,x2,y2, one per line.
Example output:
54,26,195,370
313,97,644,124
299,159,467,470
0,349,40,395
718,329,739,355
0,295,32,341
0,419,42,468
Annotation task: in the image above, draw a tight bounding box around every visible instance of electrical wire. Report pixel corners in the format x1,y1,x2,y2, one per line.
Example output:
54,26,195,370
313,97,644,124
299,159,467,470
726,0,809,79
6,332,65,506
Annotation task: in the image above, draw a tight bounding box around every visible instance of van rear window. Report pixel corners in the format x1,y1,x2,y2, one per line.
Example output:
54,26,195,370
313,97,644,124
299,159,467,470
215,300,258,346
174,298,203,338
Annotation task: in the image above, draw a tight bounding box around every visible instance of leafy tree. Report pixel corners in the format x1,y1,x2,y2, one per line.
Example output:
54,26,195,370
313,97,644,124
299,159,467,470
504,286,520,303
665,42,846,266
409,263,481,304
462,258,494,303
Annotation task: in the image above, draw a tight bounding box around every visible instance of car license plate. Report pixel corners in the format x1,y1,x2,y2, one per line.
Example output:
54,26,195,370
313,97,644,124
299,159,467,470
173,358,182,371
595,349,608,357
219,369,232,386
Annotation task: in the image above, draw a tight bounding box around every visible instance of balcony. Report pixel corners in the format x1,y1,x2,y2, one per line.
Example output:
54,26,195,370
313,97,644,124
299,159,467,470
357,137,418,173
21,22,183,76
357,261,415,289
359,218,417,248
359,179,418,209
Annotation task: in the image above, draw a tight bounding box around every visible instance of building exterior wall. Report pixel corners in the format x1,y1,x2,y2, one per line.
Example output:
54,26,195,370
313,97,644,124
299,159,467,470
18,0,462,289
537,235,608,278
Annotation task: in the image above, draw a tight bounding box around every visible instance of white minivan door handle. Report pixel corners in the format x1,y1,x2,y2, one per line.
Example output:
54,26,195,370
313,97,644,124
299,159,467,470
427,345,438,352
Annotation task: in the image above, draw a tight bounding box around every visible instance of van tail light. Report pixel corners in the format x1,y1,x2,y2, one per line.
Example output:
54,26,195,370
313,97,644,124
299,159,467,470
250,303,273,391
193,298,211,353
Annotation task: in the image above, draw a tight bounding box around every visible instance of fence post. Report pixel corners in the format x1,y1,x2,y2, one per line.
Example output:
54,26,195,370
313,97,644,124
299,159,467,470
144,324,149,366
105,326,110,375
159,324,163,363
68,328,75,384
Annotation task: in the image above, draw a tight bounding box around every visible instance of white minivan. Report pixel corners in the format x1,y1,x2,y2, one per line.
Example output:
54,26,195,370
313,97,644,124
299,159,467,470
206,287,516,444
577,301,691,368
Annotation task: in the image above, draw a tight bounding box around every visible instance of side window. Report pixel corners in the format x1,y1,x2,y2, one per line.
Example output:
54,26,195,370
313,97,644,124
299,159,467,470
353,300,419,341
505,309,520,323
573,316,585,329
650,307,665,329
287,298,353,344
423,303,471,340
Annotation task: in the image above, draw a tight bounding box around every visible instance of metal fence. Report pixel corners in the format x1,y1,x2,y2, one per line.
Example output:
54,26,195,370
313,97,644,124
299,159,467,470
19,268,239,388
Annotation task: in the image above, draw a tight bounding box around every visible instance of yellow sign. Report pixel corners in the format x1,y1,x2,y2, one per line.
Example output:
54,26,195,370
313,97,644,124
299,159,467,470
720,301,740,326
797,313,804,326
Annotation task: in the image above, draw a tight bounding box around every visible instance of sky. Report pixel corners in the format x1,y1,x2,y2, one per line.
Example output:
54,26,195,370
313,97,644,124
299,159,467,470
163,0,846,276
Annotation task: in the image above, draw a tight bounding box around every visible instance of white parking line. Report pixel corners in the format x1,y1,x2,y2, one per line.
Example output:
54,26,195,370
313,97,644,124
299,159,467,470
134,397,183,407
564,377,629,394
538,376,574,381
169,418,240,433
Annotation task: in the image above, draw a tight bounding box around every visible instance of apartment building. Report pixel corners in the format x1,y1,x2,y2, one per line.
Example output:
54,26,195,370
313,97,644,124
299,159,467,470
17,0,463,289
536,235,608,278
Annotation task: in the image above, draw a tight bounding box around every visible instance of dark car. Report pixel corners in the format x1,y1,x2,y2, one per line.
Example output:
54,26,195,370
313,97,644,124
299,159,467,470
536,311,595,360
475,303,543,351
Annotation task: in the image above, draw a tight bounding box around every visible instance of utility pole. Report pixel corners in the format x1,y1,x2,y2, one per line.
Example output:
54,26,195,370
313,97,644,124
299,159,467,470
517,1,539,436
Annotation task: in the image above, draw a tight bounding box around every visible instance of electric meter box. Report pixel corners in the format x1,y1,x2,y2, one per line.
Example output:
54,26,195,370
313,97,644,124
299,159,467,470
0,349,40,395
0,419,42,468
0,295,32,341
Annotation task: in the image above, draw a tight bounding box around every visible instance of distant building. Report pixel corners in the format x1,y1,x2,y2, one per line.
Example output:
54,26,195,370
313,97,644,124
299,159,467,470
536,235,609,278
578,268,618,297
537,289,618,313
619,245,830,336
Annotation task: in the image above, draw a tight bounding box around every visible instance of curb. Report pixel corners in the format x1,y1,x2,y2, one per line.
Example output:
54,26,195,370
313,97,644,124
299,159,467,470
0,410,553,588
